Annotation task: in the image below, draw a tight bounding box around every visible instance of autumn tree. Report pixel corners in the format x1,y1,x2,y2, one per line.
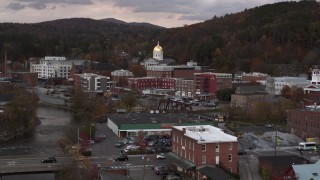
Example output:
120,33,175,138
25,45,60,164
4,90,38,133
117,91,138,112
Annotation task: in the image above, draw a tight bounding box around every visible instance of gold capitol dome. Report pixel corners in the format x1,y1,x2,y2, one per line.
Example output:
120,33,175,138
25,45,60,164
153,41,163,52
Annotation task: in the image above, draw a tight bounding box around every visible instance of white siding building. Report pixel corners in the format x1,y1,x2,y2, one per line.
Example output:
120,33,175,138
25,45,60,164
30,56,86,79
266,77,310,96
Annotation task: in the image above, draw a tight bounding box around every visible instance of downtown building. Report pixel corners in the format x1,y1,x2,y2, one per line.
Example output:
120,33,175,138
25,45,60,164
30,56,87,80
169,125,238,179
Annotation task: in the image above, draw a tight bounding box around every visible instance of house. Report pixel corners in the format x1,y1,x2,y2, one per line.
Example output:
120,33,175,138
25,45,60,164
273,160,320,180
258,155,309,180
169,125,238,179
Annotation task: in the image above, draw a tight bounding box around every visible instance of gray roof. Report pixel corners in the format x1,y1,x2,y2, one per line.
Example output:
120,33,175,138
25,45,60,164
292,160,320,180
108,113,201,126
198,166,236,180
235,85,266,94
259,155,309,166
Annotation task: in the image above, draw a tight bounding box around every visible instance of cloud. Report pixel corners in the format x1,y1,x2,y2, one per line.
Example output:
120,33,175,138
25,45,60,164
28,3,46,10
6,0,94,11
112,0,289,21
7,3,26,10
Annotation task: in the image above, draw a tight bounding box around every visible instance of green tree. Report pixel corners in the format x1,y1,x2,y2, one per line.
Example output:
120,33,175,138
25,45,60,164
216,88,236,101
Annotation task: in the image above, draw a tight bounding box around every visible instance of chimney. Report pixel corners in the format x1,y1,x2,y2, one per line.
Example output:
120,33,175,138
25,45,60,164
182,128,186,134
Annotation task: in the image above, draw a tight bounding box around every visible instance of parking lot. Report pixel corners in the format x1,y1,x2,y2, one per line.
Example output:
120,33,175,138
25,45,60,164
91,123,177,180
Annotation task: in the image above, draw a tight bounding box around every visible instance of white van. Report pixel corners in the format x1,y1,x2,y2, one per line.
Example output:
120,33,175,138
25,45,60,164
297,142,317,151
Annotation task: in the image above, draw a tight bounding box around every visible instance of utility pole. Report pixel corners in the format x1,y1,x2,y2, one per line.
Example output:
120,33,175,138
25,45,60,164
274,128,278,156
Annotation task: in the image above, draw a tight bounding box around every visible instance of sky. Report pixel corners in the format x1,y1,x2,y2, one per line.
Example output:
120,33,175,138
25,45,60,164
0,0,295,28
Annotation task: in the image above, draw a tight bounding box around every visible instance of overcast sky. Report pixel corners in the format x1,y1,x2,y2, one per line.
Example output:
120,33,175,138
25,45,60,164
0,0,296,28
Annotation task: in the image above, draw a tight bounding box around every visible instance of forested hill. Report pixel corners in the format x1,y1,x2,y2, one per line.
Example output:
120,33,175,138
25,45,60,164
0,18,164,66
1,1,320,75
157,0,320,75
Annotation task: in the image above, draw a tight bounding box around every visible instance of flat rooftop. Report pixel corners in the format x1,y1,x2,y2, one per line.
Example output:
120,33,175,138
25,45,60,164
109,113,202,126
173,125,238,143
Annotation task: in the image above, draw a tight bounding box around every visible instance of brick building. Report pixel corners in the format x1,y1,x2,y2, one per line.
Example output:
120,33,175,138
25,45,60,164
175,79,195,97
11,72,38,87
194,72,232,99
170,125,238,179
128,77,176,91
287,107,320,139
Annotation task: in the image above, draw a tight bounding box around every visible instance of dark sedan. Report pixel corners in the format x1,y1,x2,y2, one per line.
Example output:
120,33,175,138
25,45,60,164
115,154,128,161
238,149,247,155
41,157,57,163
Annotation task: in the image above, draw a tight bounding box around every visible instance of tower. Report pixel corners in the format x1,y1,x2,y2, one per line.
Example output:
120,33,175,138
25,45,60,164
311,68,320,85
153,41,163,60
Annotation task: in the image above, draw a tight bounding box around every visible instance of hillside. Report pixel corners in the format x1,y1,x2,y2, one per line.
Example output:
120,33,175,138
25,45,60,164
1,1,320,75
0,18,163,68
156,0,320,75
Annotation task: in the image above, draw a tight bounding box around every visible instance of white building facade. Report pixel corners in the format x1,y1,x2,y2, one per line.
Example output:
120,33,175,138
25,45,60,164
30,56,86,79
266,77,310,95
75,73,114,93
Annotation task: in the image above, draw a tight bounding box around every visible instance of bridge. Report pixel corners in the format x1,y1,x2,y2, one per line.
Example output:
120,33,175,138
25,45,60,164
0,156,72,179
158,99,193,112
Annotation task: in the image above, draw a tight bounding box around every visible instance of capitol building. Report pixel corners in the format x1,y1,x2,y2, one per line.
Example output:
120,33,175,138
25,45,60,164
140,41,173,68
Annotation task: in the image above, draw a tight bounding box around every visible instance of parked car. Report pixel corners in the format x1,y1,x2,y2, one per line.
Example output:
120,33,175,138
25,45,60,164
154,165,167,175
114,154,128,161
145,147,156,154
148,141,156,147
265,124,273,128
156,153,166,160
126,137,136,144
165,175,182,180
41,157,57,163
238,149,247,155
115,141,125,148
124,145,140,152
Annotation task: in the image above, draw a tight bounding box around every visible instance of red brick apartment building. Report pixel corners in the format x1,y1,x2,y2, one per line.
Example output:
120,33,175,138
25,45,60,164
170,125,238,180
287,107,320,139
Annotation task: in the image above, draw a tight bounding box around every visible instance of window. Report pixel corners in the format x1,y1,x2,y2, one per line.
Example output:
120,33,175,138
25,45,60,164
181,137,183,145
202,144,206,152
202,156,206,164
189,141,191,149
185,139,186,147
228,154,232,162
193,143,194,150
177,136,179,144
216,144,219,152
173,135,175,142
229,143,233,150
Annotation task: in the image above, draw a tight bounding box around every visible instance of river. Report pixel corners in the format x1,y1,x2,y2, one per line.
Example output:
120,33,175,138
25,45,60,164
0,105,73,157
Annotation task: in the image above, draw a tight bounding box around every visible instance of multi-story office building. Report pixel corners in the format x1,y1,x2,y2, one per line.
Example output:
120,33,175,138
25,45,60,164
74,73,114,93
